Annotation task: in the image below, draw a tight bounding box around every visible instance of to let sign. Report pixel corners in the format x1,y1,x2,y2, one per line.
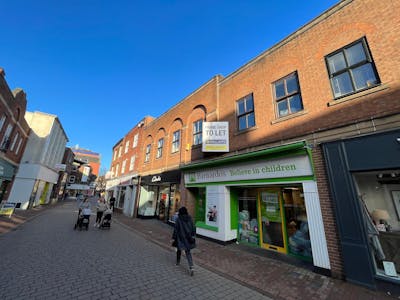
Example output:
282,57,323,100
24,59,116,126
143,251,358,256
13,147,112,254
202,122,229,152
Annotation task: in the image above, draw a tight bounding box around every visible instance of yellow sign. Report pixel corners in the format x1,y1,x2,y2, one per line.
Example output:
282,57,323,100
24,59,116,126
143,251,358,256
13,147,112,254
0,204,15,218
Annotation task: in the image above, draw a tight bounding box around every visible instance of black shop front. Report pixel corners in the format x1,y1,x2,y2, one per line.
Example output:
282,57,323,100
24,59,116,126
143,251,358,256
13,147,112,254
137,170,181,222
323,129,400,294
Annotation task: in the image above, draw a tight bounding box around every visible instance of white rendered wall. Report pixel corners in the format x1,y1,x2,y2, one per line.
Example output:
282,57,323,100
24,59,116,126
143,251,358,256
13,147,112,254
303,181,331,270
196,185,236,242
7,178,35,209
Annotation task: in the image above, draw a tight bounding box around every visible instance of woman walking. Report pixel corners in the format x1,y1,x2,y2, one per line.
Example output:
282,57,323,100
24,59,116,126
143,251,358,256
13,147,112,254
172,206,196,276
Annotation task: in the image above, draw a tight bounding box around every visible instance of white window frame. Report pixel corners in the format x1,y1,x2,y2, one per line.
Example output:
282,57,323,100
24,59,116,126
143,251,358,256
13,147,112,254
171,130,180,153
129,155,136,171
133,134,139,148
125,141,130,153
121,159,126,174
145,144,151,162
10,131,19,152
15,137,23,155
156,138,164,159
0,114,6,132
0,124,13,150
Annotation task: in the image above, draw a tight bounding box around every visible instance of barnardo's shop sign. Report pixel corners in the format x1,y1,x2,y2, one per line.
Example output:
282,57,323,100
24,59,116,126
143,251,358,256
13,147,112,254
202,122,229,152
184,155,313,184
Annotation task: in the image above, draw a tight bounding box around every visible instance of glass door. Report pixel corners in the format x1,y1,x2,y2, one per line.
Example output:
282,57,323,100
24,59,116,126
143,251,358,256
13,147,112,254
258,189,287,253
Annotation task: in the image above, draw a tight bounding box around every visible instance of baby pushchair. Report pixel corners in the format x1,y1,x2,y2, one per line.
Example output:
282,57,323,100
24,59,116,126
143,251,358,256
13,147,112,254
74,208,91,230
99,210,112,229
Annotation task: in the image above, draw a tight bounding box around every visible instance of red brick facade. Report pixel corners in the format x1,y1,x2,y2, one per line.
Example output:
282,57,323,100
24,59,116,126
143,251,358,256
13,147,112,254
110,116,153,179
0,68,30,202
109,0,400,279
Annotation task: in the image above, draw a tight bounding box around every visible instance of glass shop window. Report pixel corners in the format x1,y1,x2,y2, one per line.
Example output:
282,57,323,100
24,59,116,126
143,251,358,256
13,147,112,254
168,185,181,223
138,185,157,217
282,186,312,260
353,170,400,281
237,188,259,246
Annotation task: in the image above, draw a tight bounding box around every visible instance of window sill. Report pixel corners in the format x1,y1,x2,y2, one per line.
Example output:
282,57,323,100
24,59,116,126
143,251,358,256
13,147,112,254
234,126,258,136
271,110,308,125
327,84,389,107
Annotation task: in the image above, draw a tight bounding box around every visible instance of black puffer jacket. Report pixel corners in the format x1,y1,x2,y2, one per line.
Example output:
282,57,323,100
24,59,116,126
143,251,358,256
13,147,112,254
172,214,196,250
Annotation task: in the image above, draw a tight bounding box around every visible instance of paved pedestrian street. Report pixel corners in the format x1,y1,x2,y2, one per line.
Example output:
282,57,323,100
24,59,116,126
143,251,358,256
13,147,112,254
0,201,271,300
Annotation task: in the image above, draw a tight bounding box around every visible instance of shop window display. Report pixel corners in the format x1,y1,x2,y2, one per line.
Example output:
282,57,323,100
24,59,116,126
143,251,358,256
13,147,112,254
168,185,180,223
194,188,206,223
353,170,400,280
138,185,157,216
283,187,312,260
118,187,126,209
237,188,259,245
260,190,285,249
235,186,312,259
157,186,169,221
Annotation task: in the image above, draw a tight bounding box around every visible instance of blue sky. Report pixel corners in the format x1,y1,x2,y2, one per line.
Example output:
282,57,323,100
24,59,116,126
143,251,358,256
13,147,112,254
1,0,338,173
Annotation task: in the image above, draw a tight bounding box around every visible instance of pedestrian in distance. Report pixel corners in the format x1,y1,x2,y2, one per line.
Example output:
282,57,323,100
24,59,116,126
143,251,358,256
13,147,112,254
109,196,116,212
95,197,108,227
172,206,196,276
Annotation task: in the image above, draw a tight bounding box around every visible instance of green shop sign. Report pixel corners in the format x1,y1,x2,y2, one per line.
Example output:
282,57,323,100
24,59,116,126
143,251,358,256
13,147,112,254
185,155,312,184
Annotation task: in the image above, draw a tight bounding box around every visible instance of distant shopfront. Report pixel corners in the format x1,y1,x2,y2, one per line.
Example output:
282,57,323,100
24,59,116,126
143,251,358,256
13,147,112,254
105,175,138,217
182,142,331,272
0,159,16,202
138,170,181,222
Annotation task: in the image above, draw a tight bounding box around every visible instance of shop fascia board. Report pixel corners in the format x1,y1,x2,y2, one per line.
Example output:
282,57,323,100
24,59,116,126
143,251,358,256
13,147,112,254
185,175,315,188
181,141,308,171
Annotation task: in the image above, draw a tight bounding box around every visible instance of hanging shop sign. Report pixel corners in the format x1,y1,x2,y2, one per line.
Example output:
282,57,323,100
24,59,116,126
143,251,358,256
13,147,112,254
184,155,312,184
202,122,229,152
55,163,66,172
81,166,90,182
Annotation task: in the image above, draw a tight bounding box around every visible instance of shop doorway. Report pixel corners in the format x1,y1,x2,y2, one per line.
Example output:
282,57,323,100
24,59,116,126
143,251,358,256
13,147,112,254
258,189,287,253
237,188,259,246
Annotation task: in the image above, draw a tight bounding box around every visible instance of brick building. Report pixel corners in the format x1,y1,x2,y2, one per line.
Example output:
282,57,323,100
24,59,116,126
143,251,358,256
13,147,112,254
71,147,101,177
136,78,221,222
0,68,30,203
109,0,400,292
106,116,153,217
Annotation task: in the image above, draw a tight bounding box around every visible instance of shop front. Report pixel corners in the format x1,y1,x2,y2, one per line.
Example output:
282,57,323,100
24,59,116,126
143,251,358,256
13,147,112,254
138,170,181,222
183,142,331,272
323,129,400,291
113,176,138,217
0,158,16,203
